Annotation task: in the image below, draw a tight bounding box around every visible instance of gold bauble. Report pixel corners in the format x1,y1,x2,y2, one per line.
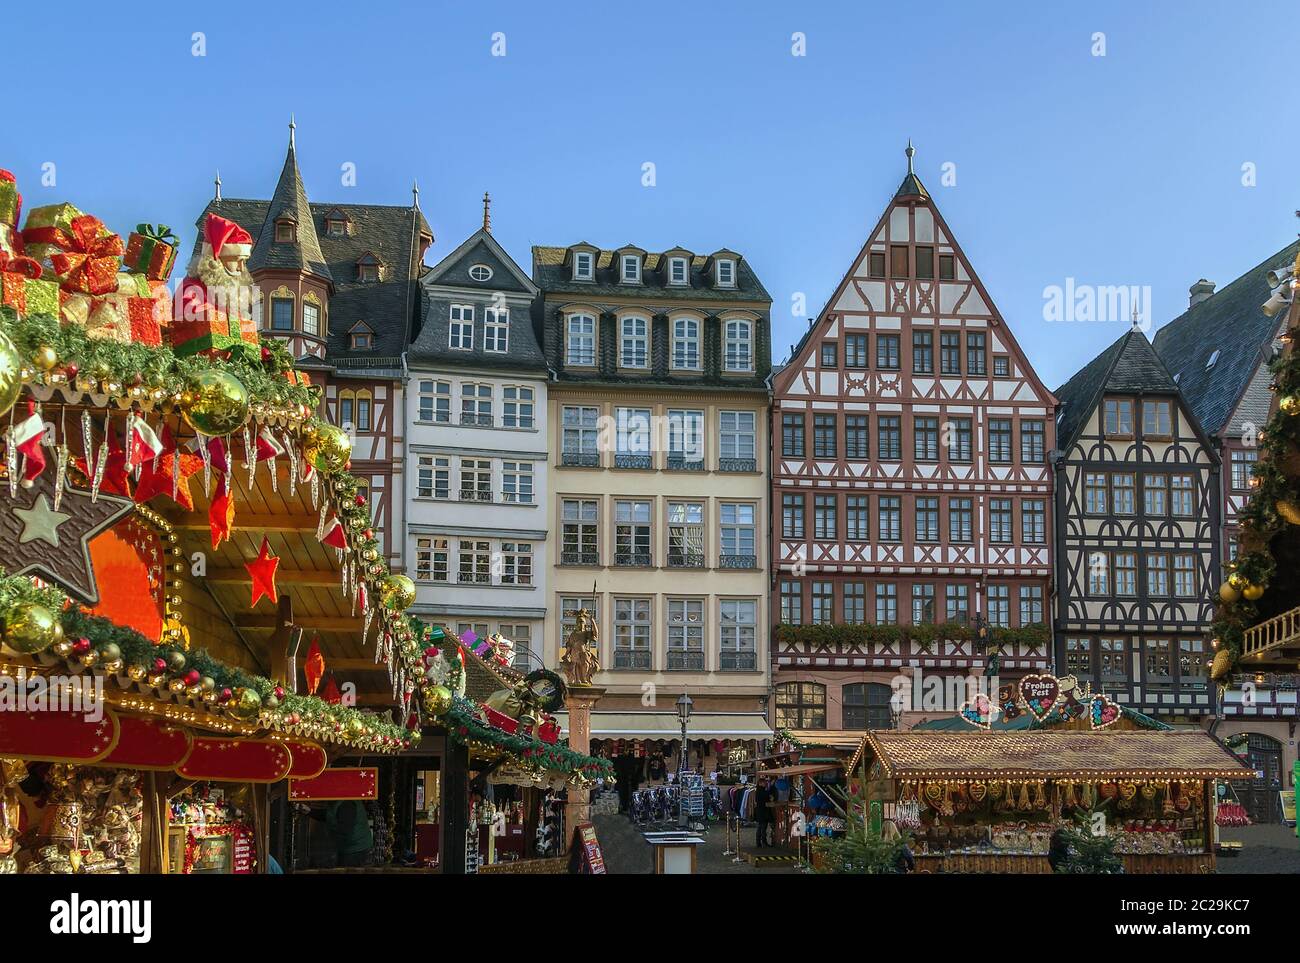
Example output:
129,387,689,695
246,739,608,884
180,370,251,437
0,603,62,654
380,574,416,612
424,685,453,717
305,423,351,474
1219,581,1241,604
0,331,22,421
31,345,58,371
1281,394,1300,416
1243,583,1265,601
1228,572,1248,590
226,687,263,721
1210,647,1233,681
1278,500,1300,525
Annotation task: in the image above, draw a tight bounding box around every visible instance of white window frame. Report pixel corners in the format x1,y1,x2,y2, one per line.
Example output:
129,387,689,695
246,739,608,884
414,536,449,582
566,313,596,367
724,318,753,372
502,385,534,429
672,316,701,370
501,461,534,504
573,251,594,281
469,264,493,282
715,258,736,287
417,379,451,423
615,408,652,455
621,254,641,283
620,316,649,369
562,405,600,455
500,542,533,585
302,300,320,336
416,454,450,499
484,305,509,353
449,303,474,350
668,257,689,285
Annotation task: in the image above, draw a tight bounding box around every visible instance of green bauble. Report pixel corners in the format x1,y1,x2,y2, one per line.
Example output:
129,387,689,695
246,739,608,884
226,687,263,721
0,331,21,421
381,574,417,612
180,370,251,437
306,424,351,474
0,603,62,655
424,685,453,717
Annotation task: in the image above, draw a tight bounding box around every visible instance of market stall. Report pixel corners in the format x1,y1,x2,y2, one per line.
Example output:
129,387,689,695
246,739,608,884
847,728,1252,874
0,169,424,873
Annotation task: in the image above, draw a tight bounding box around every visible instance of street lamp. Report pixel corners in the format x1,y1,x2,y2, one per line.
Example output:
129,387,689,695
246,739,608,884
676,692,693,776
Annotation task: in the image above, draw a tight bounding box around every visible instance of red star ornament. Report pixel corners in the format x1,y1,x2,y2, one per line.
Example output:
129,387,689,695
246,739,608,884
75,429,131,498
133,447,204,510
245,536,281,607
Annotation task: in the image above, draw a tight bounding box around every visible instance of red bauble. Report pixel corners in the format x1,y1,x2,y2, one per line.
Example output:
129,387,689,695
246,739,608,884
219,687,233,702
72,637,92,654
153,657,167,673
273,685,286,700
184,670,201,686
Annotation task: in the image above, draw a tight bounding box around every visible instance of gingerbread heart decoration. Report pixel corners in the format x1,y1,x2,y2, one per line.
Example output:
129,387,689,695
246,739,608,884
1089,694,1121,730
1058,693,1087,722
998,684,1023,721
959,693,997,730
1018,674,1061,722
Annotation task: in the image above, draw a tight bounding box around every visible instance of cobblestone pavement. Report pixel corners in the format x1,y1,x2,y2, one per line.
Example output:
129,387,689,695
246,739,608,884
1217,823,1300,873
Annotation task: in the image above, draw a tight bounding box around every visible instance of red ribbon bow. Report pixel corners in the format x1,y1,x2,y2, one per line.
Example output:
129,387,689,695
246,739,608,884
49,214,123,295
0,250,42,279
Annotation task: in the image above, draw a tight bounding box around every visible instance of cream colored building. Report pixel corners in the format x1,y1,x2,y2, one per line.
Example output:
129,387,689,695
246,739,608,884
532,243,774,770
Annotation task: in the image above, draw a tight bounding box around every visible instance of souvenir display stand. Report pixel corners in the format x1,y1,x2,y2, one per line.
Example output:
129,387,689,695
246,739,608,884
848,728,1252,874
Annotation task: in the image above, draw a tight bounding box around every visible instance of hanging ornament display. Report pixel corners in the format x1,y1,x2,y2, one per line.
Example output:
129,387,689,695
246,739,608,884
179,370,250,437
1280,394,1300,416
1218,580,1241,604
0,601,63,654
10,400,46,486
424,685,453,716
244,536,281,607
303,636,326,696
1242,582,1265,601
379,573,416,612
305,423,351,475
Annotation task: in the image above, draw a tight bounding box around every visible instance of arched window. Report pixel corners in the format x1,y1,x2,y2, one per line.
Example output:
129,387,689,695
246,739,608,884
724,318,753,371
672,316,700,370
843,683,894,730
775,681,825,730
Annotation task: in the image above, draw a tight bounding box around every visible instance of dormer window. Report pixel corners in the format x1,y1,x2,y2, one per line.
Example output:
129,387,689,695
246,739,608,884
275,219,295,243
326,219,345,237
668,257,689,286
356,252,383,282
573,251,594,281
349,321,375,352
621,255,641,284
715,258,736,288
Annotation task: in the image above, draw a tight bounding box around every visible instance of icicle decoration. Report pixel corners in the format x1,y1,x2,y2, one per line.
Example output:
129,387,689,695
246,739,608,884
90,411,110,501
310,468,320,509
124,410,138,480
283,430,297,496
317,501,328,540
198,433,211,493
243,423,254,489
171,432,180,499
5,428,17,499
51,407,70,510
80,409,93,479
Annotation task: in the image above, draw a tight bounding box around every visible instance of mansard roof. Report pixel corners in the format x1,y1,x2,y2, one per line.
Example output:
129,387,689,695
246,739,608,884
533,244,771,303
1054,328,1187,451
1152,239,1298,437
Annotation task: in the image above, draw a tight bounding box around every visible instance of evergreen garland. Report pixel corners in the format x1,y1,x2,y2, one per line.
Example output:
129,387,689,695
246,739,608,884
444,696,614,779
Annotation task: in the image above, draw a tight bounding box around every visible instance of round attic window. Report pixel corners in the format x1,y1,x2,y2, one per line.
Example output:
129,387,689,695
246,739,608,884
469,264,493,282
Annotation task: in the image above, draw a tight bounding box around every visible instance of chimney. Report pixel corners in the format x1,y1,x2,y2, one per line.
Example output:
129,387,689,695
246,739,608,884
1189,278,1216,307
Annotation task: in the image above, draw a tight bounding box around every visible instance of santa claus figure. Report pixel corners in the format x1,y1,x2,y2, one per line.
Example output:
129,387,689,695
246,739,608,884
172,213,260,359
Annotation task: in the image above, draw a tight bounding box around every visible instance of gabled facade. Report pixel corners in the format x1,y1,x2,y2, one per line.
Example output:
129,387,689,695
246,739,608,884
770,151,1056,733
533,241,774,765
404,203,547,668
1053,328,1219,722
192,125,432,564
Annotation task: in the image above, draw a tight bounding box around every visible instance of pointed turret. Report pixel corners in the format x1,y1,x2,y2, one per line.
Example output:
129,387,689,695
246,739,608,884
894,138,929,201
248,119,332,284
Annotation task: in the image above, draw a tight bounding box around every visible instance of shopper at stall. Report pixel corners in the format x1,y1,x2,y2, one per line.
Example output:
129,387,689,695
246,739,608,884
882,820,914,874
754,777,775,848
325,800,374,868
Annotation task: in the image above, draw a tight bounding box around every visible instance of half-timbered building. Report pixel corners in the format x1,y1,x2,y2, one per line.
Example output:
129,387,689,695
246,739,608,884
770,147,1056,735
1053,327,1220,722
1153,242,1298,820
193,123,432,564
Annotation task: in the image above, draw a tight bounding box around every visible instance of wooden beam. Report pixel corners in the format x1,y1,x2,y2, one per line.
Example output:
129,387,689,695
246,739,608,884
233,615,361,631
177,514,321,533
206,568,343,587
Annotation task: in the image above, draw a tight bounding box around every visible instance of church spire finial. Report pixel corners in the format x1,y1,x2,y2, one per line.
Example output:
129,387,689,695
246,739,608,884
412,178,420,209
288,114,296,149
214,169,222,200
482,191,491,233
906,138,915,174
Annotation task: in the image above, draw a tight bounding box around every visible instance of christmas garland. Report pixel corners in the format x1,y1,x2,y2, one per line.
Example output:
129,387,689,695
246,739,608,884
0,571,417,751
444,696,614,780
1210,297,1300,676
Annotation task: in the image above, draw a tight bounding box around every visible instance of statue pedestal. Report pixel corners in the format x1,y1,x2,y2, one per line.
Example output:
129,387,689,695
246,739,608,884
562,685,604,843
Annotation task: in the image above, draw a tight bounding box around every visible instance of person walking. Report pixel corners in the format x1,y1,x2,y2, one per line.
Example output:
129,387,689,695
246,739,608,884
754,777,775,849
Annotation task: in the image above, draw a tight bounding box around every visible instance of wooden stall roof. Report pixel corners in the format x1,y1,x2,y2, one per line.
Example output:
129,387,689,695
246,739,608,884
847,730,1252,781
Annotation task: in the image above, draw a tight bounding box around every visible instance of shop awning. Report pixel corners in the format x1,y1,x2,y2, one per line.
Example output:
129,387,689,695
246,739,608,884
785,729,866,748
757,763,842,778
847,729,1253,780
554,712,773,741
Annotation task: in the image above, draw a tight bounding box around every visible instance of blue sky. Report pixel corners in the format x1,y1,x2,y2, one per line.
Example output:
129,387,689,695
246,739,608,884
6,0,1297,387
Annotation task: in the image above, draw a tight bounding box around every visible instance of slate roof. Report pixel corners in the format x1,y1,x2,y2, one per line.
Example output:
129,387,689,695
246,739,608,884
850,730,1249,780
532,245,771,303
192,189,432,366
1152,240,1298,437
409,228,546,371
895,170,929,200
248,143,331,282
1054,328,1182,451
